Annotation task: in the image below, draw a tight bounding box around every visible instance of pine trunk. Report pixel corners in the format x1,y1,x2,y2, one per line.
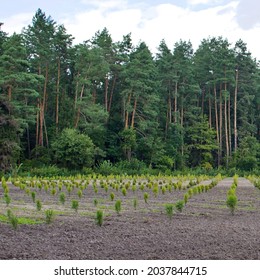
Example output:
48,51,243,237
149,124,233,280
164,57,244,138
234,69,238,152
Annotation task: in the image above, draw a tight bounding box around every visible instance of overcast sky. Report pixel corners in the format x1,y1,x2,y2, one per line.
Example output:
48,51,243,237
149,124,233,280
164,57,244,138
1,0,260,59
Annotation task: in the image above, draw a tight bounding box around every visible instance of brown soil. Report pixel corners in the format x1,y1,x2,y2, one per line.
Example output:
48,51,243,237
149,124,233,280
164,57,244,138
0,177,260,260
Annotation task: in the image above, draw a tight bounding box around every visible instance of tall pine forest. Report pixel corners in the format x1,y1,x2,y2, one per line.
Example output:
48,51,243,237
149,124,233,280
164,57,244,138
1,9,260,176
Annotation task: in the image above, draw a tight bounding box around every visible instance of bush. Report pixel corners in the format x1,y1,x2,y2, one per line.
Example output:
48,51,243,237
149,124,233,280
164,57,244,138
96,210,104,226
226,194,237,215
175,200,184,212
165,204,174,219
52,128,95,170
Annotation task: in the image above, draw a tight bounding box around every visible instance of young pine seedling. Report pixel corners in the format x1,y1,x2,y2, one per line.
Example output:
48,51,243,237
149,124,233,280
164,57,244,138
36,200,42,211
31,191,36,203
122,187,127,196
115,200,121,215
59,192,66,205
4,193,11,207
71,200,79,212
110,192,115,201
133,198,138,210
8,211,19,230
96,210,104,226
226,194,237,215
175,200,184,213
45,209,54,224
144,192,149,204
165,204,174,219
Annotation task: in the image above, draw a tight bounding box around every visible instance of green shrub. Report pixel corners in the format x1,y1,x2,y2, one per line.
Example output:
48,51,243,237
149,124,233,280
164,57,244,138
96,210,104,226
71,200,79,212
36,200,42,211
175,200,184,213
110,192,115,201
115,200,121,215
4,193,11,206
45,209,54,224
93,198,98,206
31,191,36,203
122,187,127,196
165,204,174,219
9,212,19,230
59,192,66,205
144,192,149,203
226,194,237,215
133,198,138,210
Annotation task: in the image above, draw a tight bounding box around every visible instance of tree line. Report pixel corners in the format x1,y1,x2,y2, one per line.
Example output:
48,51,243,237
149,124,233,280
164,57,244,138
0,9,260,175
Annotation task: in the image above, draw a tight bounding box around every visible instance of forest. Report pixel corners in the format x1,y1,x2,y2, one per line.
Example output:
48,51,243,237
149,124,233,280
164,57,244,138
0,9,260,177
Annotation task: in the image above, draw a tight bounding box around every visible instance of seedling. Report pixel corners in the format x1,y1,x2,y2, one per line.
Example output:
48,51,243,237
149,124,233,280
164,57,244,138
77,190,83,199
93,198,98,207
96,210,104,226
175,200,184,213
144,192,149,203
133,198,138,210
4,193,11,207
226,194,237,215
45,209,54,224
59,192,66,205
31,191,36,203
8,212,19,230
110,192,115,201
165,204,174,219
122,187,127,196
71,200,79,212
36,200,42,211
115,200,121,215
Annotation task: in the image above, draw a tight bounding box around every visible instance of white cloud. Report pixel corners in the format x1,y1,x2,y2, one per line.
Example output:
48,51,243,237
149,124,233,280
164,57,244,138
2,13,33,35
188,0,212,5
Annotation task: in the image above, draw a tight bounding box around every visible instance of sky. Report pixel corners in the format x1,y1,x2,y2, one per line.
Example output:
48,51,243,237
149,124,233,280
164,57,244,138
0,0,260,59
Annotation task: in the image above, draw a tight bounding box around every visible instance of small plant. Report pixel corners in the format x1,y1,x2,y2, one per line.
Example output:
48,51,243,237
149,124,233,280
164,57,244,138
133,198,138,210
153,186,159,197
93,198,98,206
132,184,137,193
161,186,166,195
143,192,149,204
175,200,184,213
8,212,19,230
184,193,189,205
110,192,115,201
122,187,127,196
36,200,42,211
165,204,174,219
31,191,36,203
226,194,237,215
71,200,79,212
115,200,121,215
4,193,11,207
51,188,56,196
77,190,83,199
59,192,66,205
96,210,104,226
45,209,54,224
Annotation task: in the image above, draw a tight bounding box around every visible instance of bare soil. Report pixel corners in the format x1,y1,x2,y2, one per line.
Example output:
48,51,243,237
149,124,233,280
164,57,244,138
0,177,260,260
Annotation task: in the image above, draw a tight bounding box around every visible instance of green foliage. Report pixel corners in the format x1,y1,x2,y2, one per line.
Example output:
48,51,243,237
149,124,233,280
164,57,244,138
59,192,66,205
226,194,237,215
45,209,54,224
96,210,104,226
110,192,115,201
36,200,42,211
133,198,138,209
175,200,185,212
115,200,122,214
165,204,174,219
52,128,95,170
143,192,149,203
7,210,19,230
71,200,79,212
4,193,11,206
